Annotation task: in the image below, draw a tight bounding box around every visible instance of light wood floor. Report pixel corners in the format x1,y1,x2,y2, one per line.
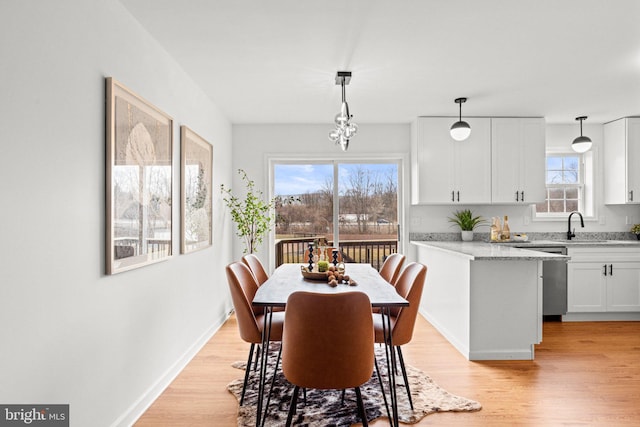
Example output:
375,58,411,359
135,315,640,426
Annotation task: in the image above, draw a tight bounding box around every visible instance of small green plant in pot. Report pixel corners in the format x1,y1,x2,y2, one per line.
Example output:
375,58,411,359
631,224,640,240
448,209,486,241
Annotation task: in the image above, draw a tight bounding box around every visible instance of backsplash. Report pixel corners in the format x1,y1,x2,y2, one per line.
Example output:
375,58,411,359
409,231,638,242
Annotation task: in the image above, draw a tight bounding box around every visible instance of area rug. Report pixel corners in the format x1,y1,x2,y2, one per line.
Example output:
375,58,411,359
227,346,481,426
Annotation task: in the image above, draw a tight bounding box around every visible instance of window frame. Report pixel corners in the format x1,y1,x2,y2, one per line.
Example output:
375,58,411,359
533,148,595,221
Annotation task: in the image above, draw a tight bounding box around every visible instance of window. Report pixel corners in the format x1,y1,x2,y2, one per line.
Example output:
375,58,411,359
535,154,582,215
272,160,401,269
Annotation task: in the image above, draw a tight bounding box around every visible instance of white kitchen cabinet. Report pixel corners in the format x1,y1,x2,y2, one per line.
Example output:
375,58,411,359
491,118,546,204
604,117,640,204
411,117,491,204
567,247,640,313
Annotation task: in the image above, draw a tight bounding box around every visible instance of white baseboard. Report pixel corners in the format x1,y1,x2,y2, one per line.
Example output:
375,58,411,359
111,311,232,427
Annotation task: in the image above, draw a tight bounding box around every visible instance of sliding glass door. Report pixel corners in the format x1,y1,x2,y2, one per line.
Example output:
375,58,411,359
273,161,399,270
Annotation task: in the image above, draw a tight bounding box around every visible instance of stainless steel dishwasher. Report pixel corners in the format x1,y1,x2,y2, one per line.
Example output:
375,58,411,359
526,245,568,316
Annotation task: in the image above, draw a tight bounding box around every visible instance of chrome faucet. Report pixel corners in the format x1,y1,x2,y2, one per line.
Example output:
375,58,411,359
567,211,584,240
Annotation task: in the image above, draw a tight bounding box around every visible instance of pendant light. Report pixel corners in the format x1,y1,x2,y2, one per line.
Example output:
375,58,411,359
450,97,471,141
572,116,592,153
328,71,358,151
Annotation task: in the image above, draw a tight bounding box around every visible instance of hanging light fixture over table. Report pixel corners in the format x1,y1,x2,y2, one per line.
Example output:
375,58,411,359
450,97,471,141
328,71,358,151
572,116,592,153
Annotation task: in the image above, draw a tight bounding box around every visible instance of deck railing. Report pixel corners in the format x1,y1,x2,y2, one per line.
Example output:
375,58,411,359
275,237,398,271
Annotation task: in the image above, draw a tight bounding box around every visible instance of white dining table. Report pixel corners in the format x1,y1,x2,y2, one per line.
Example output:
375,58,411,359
252,263,408,427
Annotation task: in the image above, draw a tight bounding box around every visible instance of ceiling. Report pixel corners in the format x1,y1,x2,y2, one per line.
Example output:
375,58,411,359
119,0,640,125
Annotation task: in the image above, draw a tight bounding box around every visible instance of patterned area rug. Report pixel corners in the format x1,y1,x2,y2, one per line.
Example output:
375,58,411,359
227,346,481,426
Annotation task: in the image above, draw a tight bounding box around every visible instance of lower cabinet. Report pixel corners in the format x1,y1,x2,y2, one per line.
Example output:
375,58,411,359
567,248,640,313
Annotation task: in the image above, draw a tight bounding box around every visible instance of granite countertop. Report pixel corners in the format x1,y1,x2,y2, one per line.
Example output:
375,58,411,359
411,241,570,261
503,239,640,248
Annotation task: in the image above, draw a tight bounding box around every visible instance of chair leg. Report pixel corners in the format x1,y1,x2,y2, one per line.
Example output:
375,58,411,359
262,344,283,425
396,346,413,410
253,344,260,371
374,356,391,420
240,343,255,405
285,385,300,427
341,389,346,405
354,386,368,427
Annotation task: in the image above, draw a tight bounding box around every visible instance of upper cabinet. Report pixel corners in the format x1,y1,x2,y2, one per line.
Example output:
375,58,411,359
411,117,546,205
604,117,640,204
491,118,546,204
411,117,491,204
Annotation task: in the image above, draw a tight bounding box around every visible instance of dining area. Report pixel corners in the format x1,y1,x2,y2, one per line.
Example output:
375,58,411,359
225,253,428,426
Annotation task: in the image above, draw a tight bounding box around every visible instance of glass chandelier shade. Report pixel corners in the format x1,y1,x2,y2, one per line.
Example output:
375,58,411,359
328,72,358,151
572,116,592,153
450,97,471,141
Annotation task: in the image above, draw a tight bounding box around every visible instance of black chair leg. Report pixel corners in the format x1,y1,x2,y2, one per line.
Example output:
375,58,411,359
341,389,346,405
240,343,255,405
285,385,300,427
253,344,260,371
374,356,391,420
354,386,368,427
396,346,413,410
262,345,283,425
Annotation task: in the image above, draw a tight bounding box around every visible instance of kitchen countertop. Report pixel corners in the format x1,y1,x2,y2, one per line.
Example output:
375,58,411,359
410,240,569,261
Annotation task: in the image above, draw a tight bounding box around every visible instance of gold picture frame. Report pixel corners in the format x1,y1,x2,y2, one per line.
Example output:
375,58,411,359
180,126,213,254
106,77,173,274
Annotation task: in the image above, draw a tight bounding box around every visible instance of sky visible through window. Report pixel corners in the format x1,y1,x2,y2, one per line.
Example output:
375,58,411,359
274,163,398,196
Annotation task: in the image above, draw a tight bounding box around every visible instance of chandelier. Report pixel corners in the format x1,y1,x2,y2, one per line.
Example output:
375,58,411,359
328,71,358,151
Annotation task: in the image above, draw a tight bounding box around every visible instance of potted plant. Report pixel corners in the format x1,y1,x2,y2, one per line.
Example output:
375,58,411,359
220,169,276,254
631,224,640,240
447,209,486,242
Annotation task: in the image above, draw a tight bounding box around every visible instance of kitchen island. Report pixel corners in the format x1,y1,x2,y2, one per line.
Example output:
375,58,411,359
411,241,568,360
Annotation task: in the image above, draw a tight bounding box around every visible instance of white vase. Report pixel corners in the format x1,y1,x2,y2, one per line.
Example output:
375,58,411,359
461,230,474,242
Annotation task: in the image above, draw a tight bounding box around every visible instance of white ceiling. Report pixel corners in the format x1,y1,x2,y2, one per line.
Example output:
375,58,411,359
119,0,640,125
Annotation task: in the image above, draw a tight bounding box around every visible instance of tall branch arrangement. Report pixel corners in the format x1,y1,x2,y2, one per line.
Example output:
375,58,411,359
220,169,276,254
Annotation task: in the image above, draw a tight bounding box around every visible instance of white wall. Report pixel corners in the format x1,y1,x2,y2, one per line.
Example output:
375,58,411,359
0,1,234,426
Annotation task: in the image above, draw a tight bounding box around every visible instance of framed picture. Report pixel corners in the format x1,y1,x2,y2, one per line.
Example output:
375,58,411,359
180,126,213,253
106,77,173,274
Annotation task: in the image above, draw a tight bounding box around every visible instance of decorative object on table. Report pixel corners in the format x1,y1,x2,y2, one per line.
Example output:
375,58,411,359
332,249,339,266
447,209,486,242
632,224,640,240
450,97,471,141
180,126,212,254
228,345,482,426
221,169,294,254
328,71,358,151
307,243,314,270
105,77,173,275
572,116,592,153
300,264,355,286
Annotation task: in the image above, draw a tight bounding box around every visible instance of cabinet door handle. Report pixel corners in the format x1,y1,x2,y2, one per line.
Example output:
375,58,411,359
603,265,607,276
521,191,525,202
451,191,455,202
630,190,634,202
515,191,519,202
457,191,460,202
609,264,613,276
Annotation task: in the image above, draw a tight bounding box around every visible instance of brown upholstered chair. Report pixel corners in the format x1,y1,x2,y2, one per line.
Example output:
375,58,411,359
226,262,284,405
241,253,269,286
282,291,375,426
373,262,427,409
379,253,406,286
